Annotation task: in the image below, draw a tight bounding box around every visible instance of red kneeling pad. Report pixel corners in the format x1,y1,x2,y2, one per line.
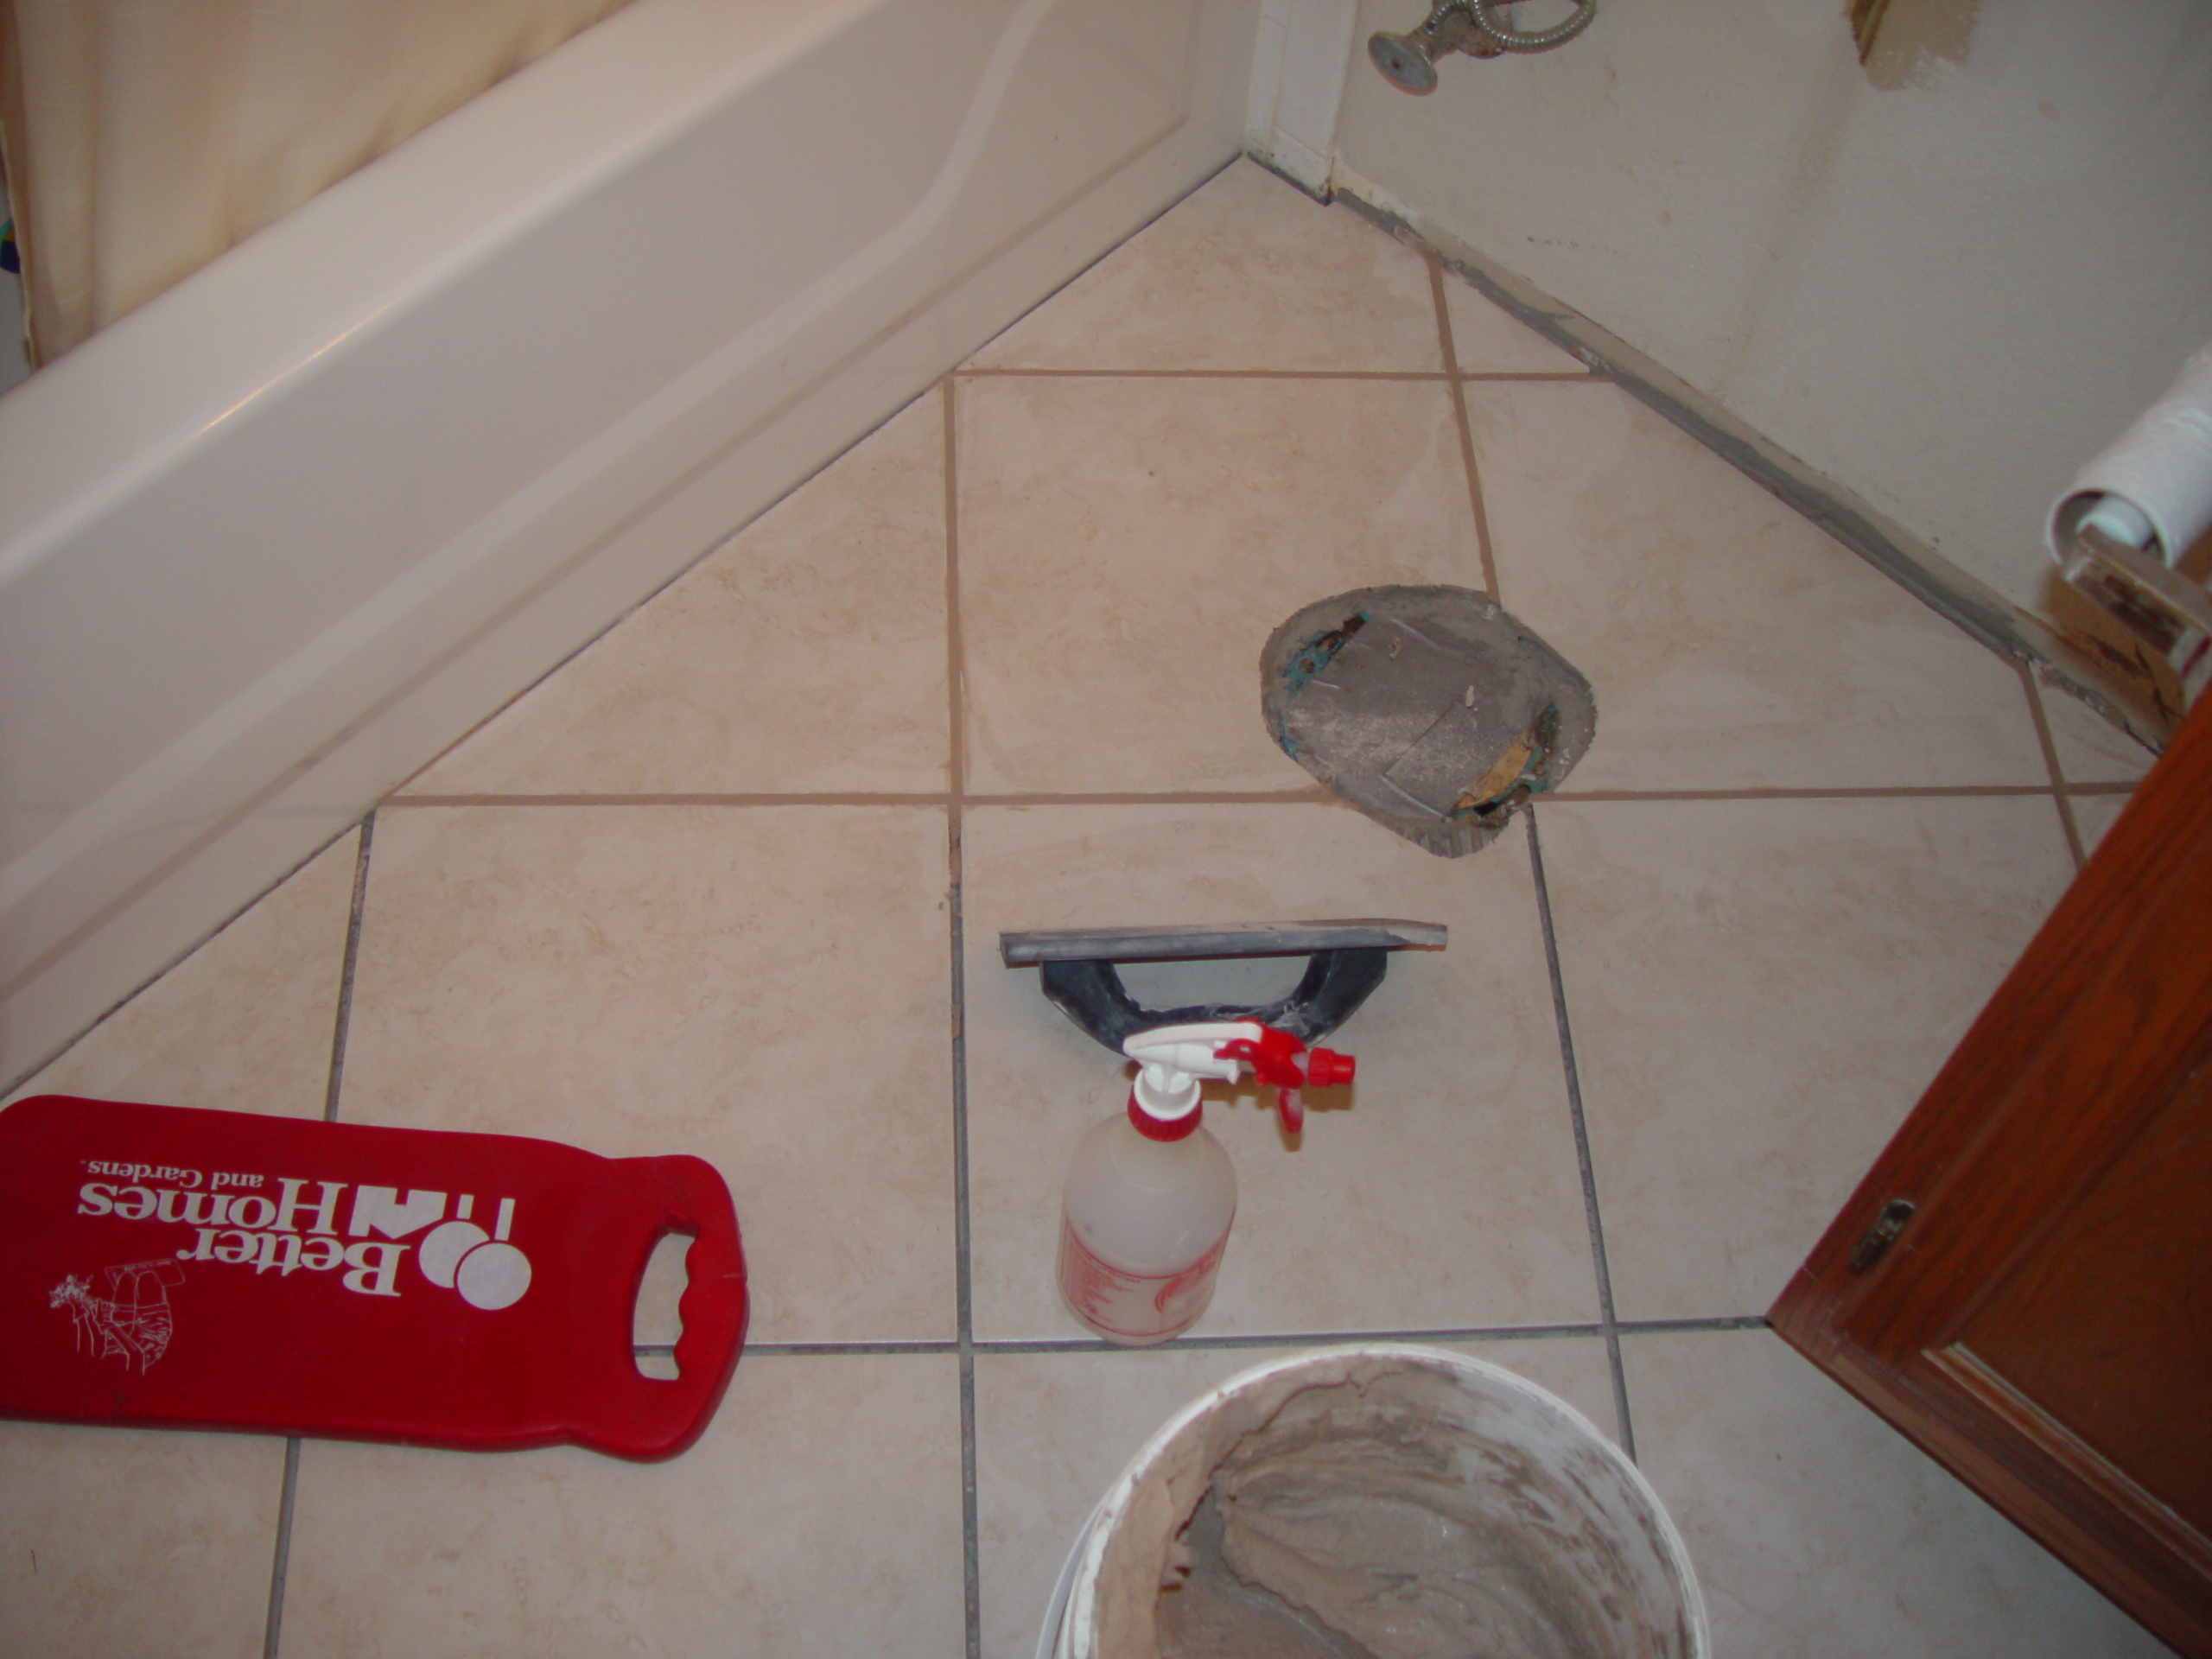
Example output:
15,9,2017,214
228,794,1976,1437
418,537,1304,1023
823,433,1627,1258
0,1095,747,1460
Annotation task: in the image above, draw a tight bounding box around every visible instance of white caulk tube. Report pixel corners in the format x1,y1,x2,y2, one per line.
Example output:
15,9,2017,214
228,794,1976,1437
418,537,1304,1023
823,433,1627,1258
1055,1022,1355,1346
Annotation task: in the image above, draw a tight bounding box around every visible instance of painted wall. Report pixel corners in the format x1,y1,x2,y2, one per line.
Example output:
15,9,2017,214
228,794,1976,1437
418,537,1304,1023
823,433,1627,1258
1334,0,2212,627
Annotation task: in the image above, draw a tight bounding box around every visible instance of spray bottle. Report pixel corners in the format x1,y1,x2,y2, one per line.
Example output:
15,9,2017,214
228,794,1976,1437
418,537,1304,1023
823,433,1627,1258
1056,1020,1355,1346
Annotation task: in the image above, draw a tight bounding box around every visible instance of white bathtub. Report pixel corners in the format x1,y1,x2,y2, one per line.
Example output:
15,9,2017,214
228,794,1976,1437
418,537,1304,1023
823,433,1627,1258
0,0,1260,1085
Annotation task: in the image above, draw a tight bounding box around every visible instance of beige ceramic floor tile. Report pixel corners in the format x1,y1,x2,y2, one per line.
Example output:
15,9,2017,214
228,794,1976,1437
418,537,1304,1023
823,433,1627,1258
970,159,1443,373
1539,796,2074,1322
963,803,1598,1341
336,805,955,1344
1470,383,2049,790
282,1352,963,1659
2034,677,2158,787
2073,791,2132,855
1622,1329,2173,1657
1443,275,1591,375
976,1335,1619,1659
6,830,359,1114
957,375,1482,794
405,397,949,798
1,838,353,1654
0,1422,287,1659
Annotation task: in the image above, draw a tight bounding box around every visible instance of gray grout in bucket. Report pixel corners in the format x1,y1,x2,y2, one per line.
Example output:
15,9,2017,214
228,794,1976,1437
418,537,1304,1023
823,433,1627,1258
1052,1345,1706,1659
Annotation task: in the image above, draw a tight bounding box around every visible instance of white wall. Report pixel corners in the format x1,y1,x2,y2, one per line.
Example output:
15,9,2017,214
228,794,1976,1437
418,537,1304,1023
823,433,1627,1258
1334,0,2212,630
1246,0,1361,194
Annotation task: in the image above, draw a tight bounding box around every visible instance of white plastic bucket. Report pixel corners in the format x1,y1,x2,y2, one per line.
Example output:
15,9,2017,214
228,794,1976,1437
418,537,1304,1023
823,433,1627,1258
1038,1344,1707,1659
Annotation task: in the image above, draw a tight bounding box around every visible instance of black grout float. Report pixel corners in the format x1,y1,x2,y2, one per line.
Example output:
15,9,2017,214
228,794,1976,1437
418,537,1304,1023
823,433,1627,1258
1001,918,1443,1345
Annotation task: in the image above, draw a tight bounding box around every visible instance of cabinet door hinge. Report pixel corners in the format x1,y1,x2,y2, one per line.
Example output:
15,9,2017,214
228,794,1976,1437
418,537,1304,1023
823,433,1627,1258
1847,1198,1916,1274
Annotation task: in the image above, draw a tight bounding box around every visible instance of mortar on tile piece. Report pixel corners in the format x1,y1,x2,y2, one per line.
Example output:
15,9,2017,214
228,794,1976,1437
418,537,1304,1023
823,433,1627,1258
1262,587,1596,857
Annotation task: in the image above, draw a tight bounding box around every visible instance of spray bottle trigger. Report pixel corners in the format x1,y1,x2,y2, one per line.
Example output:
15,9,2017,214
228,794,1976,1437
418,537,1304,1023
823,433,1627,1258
1213,1027,1356,1136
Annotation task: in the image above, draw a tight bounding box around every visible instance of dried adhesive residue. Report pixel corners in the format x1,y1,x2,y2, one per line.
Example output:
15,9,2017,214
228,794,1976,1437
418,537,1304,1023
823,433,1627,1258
1260,586,1596,860
1153,1370,1684,1659
1859,0,1980,90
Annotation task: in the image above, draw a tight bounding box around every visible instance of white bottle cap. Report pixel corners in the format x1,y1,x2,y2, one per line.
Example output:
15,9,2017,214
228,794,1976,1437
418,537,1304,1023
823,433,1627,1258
1122,1021,1263,1128
1131,1066,1203,1123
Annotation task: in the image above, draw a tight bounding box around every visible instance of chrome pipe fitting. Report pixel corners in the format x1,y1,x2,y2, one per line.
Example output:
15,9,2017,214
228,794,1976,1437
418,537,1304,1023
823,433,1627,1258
1369,0,1596,93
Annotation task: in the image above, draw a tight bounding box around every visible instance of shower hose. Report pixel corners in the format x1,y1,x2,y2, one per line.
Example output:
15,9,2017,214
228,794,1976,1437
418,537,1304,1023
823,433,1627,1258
1471,0,1597,54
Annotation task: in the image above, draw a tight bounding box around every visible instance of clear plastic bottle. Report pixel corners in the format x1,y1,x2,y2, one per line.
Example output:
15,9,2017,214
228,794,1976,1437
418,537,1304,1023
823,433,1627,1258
1057,1088,1236,1346
1056,1022,1352,1346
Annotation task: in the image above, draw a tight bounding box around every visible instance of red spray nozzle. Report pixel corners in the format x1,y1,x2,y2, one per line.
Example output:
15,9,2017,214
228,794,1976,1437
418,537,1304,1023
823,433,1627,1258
1214,1027,1356,1136
1306,1048,1354,1088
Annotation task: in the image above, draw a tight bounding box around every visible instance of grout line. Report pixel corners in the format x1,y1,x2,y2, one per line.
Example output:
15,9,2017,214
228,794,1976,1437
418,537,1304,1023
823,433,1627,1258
945,376,968,801
1545,783,2060,803
259,1437,302,1659
957,366,1449,381
2018,662,2088,869
1459,371,1611,383
264,811,374,1654
2063,779,2139,795
960,366,1604,384
1523,809,1636,1461
376,784,2094,810
2056,792,2091,872
968,1323,1611,1354
658,1314,1767,1363
383,789,1340,809
1430,257,1501,601
967,789,1334,806
715,1341,964,1357
321,814,375,1123
944,375,983,1659
385,792,952,809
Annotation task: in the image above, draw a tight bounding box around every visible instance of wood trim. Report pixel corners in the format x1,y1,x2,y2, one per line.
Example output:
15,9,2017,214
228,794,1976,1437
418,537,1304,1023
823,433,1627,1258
1792,1338,2212,1656
1924,1345,2212,1578
1772,691,2212,1351
1772,689,2212,1656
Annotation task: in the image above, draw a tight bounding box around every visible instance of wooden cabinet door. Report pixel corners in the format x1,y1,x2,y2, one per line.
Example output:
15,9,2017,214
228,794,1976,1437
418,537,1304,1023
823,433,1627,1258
1770,689,2212,1657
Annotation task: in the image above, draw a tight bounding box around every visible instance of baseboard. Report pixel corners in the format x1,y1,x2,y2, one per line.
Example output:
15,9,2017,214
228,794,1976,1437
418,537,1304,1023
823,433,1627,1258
1317,161,2172,755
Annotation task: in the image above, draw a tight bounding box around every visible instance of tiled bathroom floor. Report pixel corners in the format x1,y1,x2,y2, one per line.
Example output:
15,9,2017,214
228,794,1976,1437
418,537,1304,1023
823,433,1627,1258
1,160,2171,1657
